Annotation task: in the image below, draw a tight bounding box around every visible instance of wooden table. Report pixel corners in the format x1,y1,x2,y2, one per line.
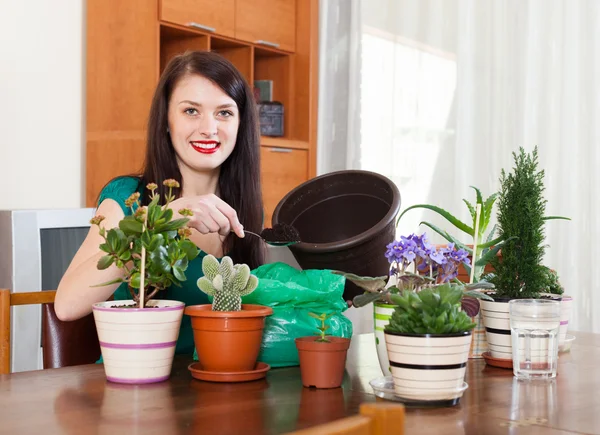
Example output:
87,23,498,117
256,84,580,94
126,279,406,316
1,332,599,434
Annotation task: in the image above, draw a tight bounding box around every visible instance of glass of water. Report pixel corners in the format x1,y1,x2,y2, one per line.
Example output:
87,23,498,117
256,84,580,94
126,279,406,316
509,299,561,380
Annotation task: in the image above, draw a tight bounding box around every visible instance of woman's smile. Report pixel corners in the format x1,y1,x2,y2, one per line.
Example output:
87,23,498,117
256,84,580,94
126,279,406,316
190,140,221,154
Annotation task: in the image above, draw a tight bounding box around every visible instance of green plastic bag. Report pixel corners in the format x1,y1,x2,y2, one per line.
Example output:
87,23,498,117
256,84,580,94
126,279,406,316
192,262,353,367
244,262,353,367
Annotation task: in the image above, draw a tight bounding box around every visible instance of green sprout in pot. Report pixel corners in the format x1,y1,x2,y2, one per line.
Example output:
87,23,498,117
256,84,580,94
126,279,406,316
90,179,199,308
308,312,335,342
334,232,494,317
385,284,477,335
196,254,259,311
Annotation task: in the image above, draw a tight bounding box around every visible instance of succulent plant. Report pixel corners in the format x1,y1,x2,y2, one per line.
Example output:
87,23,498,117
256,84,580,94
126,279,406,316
196,255,259,311
385,284,477,335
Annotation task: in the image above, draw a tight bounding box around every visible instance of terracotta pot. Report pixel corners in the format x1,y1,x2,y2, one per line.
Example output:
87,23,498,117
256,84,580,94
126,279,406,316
92,299,184,384
295,336,351,388
184,304,273,372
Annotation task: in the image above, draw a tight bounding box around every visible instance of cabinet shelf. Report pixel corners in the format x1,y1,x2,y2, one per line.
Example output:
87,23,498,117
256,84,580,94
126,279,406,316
260,137,308,150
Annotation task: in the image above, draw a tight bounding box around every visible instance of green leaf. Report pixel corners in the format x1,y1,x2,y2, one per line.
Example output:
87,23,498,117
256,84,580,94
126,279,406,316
130,272,141,289
308,312,323,319
119,251,132,262
173,266,186,281
463,199,476,222
90,277,124,287
97,255,114,270
331,271,388,292
119,218,144,234
397,204,474,236
418,222,472,253
106,229,120,252
477,235,505,250
150,246,171,274
352,291,389,308
181,240,199,260
154,218,190,233
471,186,484,207
149,234,164,251
161,208,174,222
463,290,494,301
543,216,571,221
99,242,111,253
482,193,498,229
141,230,152,248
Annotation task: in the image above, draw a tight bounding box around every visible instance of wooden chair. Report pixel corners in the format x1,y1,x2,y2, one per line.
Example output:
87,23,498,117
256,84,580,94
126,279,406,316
0,288,100,374
287,403,406,435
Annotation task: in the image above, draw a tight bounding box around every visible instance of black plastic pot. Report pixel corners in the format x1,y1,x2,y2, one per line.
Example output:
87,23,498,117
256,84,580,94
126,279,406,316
272,170,401,300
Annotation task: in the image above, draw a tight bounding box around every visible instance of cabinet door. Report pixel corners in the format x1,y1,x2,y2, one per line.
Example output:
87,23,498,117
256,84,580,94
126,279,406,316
260,146,308,226
160,0,235,38
86,0,158,206
236,0,296,52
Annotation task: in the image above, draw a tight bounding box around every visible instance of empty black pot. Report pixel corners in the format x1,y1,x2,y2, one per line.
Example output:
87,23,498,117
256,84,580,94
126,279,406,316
271,170,401,301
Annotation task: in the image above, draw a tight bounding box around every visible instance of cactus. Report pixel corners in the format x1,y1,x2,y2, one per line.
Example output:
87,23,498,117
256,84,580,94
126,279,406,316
196,255,259,311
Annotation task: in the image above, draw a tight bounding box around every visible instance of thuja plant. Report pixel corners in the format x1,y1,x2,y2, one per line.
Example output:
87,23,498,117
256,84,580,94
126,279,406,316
396,186,507,283
385,285,476,335
91,180,199,308
308,312,335,342
334,233,494,317
197,255,259,311
489,147,569,299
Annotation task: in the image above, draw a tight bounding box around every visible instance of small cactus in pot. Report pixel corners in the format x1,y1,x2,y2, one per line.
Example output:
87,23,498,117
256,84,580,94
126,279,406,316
185,254,272,374
196,255,259,311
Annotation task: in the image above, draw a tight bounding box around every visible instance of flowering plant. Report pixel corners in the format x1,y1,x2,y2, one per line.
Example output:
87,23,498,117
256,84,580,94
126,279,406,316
90,179,199,308
334,233,494,316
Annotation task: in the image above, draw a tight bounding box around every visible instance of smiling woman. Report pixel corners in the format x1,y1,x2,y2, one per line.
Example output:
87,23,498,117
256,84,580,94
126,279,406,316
55,51,265,357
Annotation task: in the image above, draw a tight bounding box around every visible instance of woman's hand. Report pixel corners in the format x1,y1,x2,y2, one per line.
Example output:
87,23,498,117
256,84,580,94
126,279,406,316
169,194,245,238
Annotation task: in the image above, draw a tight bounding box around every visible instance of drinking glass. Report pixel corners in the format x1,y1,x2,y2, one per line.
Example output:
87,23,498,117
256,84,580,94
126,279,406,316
509,299,560,380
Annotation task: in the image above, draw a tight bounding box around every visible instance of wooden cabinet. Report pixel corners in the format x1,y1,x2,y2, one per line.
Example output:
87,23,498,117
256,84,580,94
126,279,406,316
260,147,308,227
87,0,318,223
160,0,235,38
235,0,296,52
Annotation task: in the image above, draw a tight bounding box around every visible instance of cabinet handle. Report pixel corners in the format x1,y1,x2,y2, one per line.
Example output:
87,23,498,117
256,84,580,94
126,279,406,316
268,147,292,153
188,22,216,33
255,40,280,48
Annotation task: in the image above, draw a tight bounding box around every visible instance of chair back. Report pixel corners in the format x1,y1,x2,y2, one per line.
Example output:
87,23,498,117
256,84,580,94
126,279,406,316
0,289,100,374
287,403,405,435
42,304,100,369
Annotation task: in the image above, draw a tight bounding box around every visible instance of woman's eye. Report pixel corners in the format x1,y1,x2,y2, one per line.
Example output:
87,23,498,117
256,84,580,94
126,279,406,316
184,108,198,115
218,110,234,118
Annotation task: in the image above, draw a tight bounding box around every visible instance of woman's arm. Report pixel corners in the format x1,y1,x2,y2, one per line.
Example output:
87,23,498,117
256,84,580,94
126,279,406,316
55,199,127,321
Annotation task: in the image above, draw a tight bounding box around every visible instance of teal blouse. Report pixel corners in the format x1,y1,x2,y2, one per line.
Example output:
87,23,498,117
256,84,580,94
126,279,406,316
98,176,212,355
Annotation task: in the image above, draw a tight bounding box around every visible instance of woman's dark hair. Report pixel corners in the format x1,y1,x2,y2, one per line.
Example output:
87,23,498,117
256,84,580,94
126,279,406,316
110,51,264,269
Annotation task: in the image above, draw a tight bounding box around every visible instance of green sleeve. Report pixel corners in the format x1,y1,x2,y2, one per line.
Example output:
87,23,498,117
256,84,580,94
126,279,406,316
97,176,141,216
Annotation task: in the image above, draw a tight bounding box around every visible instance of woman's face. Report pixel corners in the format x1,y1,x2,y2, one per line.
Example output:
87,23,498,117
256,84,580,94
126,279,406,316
167,74,240,174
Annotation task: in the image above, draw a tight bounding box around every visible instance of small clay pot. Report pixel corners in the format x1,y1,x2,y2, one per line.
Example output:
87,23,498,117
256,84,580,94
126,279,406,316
295,336,351,388
185,304,273,372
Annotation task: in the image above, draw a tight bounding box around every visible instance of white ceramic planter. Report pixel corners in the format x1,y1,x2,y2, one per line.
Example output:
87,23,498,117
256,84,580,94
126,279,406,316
480,299,512,360
92,299,184,384
374,302,395,375
559,295,573,346
384,331,471,401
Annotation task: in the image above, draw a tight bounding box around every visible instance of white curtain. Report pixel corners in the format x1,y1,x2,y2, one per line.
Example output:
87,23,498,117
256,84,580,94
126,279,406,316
318,0,600,333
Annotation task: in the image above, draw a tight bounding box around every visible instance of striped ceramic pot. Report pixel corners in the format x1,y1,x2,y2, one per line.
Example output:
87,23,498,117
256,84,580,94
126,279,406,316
480,299,512,359
92,299,184,384
374,302,395,375
384,331,471,401
559,295,573,346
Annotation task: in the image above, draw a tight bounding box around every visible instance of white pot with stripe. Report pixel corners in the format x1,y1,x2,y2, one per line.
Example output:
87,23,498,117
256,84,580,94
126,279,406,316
480,299,512,360
559,295,573,346
384,331,471,401
92,299,184,384
374,302,395,375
